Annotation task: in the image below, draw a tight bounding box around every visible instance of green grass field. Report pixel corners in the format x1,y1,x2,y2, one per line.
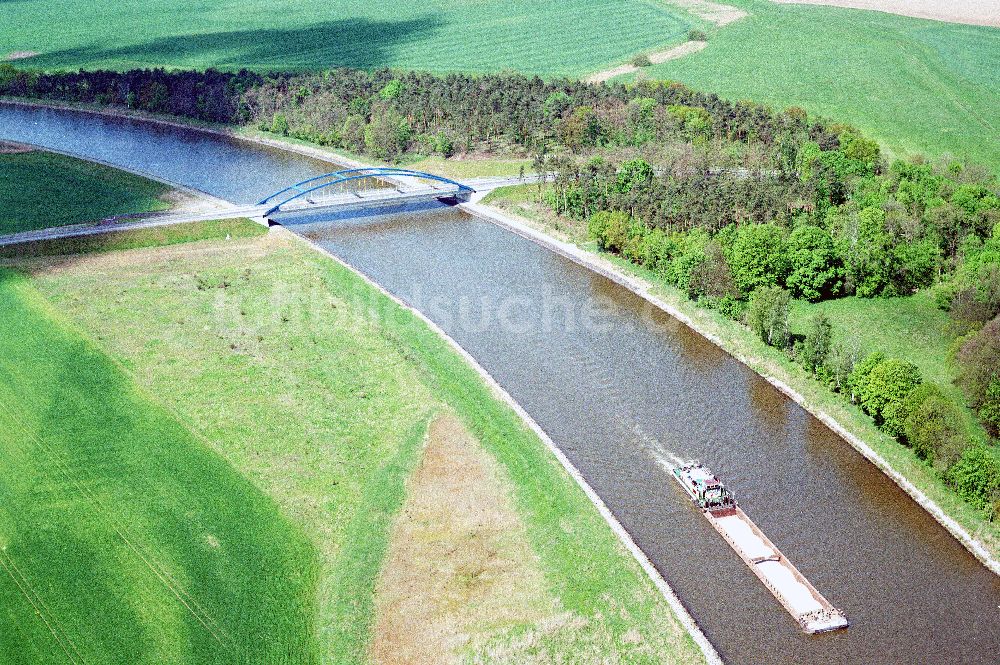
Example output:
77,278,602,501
3,0,695,77
0,150,172,235
638,0,1000,172
0,266,319,663
0,223,704,663
790,291,987,441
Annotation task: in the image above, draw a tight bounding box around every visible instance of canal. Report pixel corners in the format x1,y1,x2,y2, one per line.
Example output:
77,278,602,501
3,102,998,664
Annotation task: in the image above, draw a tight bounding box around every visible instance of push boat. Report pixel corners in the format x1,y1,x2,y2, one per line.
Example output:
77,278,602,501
672,461,849,634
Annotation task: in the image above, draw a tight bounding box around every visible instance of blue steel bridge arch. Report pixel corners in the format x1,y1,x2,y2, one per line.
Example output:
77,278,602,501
258,167,476,216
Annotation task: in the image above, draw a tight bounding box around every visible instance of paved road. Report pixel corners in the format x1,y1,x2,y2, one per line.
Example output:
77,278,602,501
0,173,544,248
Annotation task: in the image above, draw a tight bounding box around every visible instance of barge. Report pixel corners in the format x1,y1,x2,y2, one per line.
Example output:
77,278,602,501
672,461,849,634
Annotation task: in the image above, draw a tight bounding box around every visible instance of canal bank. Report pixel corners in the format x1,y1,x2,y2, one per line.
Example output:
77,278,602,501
0,97,376,172
20,91,989,573
3,102,999,662
286,203,1000,663
463,200,1000,575
281,225,722,664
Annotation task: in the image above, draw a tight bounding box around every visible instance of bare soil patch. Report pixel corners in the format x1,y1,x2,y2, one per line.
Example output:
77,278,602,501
4,51,39,61
771,0,1000,28
0,141,35,154
159,188,229,216
370,412,552,664
587,41,708,83
664,0,748,26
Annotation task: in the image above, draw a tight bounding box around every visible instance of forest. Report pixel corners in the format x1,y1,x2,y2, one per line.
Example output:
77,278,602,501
2,62,997,517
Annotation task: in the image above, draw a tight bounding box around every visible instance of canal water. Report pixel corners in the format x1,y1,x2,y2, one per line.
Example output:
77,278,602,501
3,103,998,664
0,102,346,203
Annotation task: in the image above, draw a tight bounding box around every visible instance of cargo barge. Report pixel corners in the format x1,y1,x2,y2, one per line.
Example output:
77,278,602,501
672,461,849,634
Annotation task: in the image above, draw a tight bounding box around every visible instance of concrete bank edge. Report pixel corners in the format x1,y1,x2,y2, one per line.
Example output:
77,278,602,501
278,226,723,665
462,201,1000,577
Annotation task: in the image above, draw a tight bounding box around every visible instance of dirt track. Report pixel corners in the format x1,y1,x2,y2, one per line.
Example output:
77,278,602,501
772,0,1000,27
587,40,708,83
0,141,35,154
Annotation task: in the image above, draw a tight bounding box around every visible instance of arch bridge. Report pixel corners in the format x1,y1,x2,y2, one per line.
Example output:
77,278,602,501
258,168,476,217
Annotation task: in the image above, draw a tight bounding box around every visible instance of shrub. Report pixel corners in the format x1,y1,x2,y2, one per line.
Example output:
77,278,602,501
688,241,738,300
666,229,710,292
729,223,790,294
801,313,833,374
747,286,791,348
431,130,455,157
947,443,1000,517
270,113,289,136
847,351,885,403
631,54,652,68
979,378,1000,437
588,211,629,252
902,384,967,469
636,228,677,274
786,225,843,301
858,358,922,436
688,29,708,41
717,294,748,321
957,316,1000,430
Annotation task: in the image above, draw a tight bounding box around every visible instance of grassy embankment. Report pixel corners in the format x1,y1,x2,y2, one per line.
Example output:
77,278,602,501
0,220,704,663
0,217,261,259
483,184,1000,558
3,0,695,78
636,0,1000,173
0,150,173,234
0,222,316,663
789,293,985,440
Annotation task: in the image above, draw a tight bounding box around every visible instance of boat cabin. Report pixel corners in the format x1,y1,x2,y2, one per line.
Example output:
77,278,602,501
674,462,736,513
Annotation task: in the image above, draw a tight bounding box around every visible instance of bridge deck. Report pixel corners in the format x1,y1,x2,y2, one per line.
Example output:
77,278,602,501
0,174,544,247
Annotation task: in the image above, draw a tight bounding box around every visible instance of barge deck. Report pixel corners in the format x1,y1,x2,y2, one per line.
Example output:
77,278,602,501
672,462,848,634
709,506,848,633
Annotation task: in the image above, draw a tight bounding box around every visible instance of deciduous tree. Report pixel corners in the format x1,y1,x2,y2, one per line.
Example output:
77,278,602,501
747,286,791,348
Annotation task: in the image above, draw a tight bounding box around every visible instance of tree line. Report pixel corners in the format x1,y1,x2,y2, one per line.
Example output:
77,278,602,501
1,61,996,517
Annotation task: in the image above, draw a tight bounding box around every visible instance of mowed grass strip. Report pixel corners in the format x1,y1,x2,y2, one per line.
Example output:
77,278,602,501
640,0,1000,171
0,217,267,259
4,0,695,77
0,150,173,235
12,227,706,662
0,268,320,664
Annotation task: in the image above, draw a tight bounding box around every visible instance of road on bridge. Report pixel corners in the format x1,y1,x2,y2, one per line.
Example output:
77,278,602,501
0,171,546,248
